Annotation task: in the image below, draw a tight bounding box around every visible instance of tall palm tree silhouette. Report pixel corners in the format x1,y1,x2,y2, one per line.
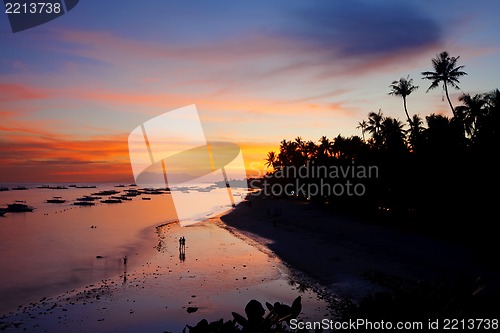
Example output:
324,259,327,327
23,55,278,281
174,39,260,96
388,75,419,126
422,51,467,117
356,120,368,141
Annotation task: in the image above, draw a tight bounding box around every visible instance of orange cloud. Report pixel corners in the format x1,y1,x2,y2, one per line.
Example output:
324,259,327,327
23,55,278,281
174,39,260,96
0,124,133,182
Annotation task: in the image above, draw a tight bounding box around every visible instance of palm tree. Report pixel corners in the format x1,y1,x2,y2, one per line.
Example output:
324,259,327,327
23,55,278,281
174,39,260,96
388,75,419,125
341,136,366,160
421,51,467,117
366,109,384,146
484,89,499,111
408,114,425,152
305,140,317,159
474,89,500,146
265,151,277,169
294,136,307,164
294,136,304,147
332,134,347,159
380,117,407,152
424,113,465,154
278,140,293,167
356,120,368,141
455,93,486,138
318,136,332,157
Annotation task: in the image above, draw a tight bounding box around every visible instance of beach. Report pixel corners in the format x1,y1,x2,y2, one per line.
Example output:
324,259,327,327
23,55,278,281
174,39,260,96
219,193,500,305
2,188,499,332
0,188,332,332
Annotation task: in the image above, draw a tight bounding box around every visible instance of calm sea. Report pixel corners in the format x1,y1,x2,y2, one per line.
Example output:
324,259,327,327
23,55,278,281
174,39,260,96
0,183,237,314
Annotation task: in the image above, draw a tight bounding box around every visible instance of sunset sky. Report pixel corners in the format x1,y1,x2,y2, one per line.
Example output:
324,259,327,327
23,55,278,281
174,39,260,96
1,0,499,182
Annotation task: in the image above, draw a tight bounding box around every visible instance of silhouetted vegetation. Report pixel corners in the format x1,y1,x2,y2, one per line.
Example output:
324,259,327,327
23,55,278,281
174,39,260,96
183,281,497,332
184,297,304,333
184,52,497,333
422,51,467,116
261,51,498,249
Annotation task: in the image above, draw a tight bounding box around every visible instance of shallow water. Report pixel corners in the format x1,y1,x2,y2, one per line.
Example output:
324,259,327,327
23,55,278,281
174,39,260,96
0,185,332,331
0,184,238,314
1,221,331,332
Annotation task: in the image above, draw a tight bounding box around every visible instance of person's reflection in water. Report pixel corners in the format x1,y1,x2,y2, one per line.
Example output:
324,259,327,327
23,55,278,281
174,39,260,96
122,256,128,285
179,240,186,262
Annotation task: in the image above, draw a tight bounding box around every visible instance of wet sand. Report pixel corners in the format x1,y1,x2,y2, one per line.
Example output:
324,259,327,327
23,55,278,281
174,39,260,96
0,217,331,332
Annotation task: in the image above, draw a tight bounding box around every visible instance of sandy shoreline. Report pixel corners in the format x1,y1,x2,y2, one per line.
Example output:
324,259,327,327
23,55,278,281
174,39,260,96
219,194,500,304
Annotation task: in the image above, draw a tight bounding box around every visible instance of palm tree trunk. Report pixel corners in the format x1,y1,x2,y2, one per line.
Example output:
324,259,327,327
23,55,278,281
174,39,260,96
444,83,456,117
403,97,412,126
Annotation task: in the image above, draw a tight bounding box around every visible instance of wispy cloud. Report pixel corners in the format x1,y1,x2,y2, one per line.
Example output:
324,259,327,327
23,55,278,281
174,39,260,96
0,83,49,102
1,0,498,182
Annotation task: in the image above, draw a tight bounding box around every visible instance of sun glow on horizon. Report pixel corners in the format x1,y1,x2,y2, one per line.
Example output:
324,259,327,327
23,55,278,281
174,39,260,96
1,1,499,183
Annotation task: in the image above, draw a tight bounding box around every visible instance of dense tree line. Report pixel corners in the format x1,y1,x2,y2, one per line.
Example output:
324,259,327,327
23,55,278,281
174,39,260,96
263,52,498,242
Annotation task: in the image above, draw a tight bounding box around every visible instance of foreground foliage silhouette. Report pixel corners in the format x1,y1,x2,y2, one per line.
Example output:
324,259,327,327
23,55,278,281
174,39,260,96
183,296,302,333
181,277,495,332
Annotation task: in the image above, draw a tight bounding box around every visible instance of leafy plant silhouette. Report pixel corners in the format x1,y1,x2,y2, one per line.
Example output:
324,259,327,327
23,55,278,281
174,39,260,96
184,296,303,333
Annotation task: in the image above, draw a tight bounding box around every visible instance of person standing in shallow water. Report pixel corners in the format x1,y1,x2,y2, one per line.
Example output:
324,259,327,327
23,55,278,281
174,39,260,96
178,236,186,262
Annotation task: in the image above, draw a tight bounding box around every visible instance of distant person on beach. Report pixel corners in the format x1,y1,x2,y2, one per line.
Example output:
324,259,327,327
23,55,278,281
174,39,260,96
179,237,186,256
123,256,127,267
179,236,186,252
